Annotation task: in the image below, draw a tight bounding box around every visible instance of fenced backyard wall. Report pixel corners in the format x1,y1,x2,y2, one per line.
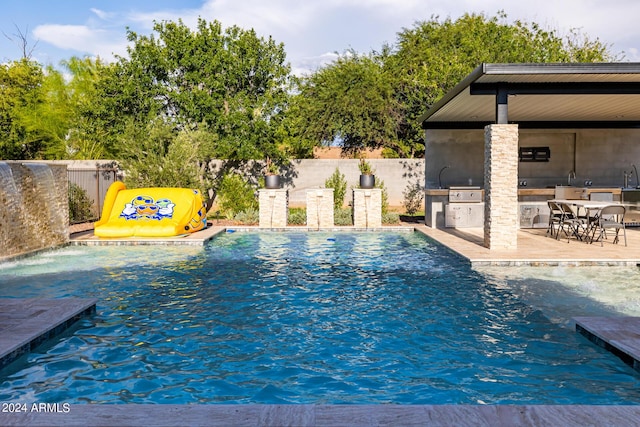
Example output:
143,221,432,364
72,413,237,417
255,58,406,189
210,158,426,208
60,159,425,226
288,159,425,208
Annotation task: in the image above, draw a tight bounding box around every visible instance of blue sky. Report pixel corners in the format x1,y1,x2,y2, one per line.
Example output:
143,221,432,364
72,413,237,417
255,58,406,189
2,0,640,75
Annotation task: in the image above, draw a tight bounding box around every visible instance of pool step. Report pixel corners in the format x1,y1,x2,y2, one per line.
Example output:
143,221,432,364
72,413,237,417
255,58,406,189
574,316,640,371
0,298,97,370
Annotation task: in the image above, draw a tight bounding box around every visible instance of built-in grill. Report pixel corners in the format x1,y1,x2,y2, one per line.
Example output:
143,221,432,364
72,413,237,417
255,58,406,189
448,186,483,203
445,186,484,227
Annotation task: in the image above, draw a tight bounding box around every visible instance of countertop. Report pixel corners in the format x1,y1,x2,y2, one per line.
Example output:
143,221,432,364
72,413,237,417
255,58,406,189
425,187,623,196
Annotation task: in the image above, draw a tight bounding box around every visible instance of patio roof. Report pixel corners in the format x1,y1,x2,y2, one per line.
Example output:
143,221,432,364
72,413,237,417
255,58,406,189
420,63,640,129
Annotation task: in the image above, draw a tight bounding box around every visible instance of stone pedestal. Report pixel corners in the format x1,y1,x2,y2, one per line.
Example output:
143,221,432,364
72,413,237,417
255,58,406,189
306,189,334,229
484,124,519,249
353,188,381,228
259,189,288,228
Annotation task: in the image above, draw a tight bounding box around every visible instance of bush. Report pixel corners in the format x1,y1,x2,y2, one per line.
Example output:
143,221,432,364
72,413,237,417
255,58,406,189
324,168,347,209
403,181,424,215
233,208,259,224
217,173,258,218
288,208,307,225
382,212,400,224
334,207,353,226
68,183,95,223
375,179,390,215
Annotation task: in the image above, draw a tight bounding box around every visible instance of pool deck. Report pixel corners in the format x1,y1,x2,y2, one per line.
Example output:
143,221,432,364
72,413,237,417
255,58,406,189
2,224,640,426
575,316,640,371
2,403,640,426
413,224,640,267
0,298,97,370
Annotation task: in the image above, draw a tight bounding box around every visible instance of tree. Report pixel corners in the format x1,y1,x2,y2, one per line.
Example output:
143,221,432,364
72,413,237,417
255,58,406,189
118,120,216,193
0,59,49,159
61,57,115,159
387,12,616,153
293,12,616,158
97,18,292,162
85,18,294,204
0,56,113,160
293,50,407,157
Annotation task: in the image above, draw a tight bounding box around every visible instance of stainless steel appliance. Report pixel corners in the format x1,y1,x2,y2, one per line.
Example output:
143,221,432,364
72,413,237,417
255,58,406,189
445,187,484,228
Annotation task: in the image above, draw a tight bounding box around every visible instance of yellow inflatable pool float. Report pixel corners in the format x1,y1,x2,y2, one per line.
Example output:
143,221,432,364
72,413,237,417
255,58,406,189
94,182,207,238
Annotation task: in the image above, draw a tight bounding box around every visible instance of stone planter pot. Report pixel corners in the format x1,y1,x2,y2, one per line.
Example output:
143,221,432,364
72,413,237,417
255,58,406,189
359,174,375,189
265,174,281,189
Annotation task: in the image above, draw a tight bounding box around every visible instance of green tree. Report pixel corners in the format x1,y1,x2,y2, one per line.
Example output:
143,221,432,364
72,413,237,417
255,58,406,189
118,120,216,195
62,57,115,159
0,57,113,160
293,51,406,157
293,12,616,158
96,18,292,163
387,12,616,153
0,59,45,159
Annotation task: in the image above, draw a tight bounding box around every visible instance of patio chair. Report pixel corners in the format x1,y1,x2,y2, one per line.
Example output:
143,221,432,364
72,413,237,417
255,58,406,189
546,201,563,238
593,205,627,246
557,202,586,242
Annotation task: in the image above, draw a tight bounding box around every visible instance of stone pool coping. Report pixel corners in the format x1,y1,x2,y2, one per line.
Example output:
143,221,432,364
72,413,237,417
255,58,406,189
0,299,97,370
0,403,639,426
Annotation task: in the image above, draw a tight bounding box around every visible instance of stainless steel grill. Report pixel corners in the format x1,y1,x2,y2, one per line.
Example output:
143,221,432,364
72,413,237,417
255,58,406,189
448,186,482,203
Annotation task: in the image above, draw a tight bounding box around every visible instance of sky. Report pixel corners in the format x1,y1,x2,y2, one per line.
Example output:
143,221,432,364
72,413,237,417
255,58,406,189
2,0,640,75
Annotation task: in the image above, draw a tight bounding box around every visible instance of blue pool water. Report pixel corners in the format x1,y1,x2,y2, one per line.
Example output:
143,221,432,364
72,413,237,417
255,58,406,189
0,231,639,404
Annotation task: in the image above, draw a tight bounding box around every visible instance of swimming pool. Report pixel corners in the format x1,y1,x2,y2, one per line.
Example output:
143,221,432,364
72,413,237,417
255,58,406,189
0,231,639,404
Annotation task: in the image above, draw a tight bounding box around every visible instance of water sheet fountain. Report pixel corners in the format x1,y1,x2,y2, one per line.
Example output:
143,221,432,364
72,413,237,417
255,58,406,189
0,162,69,260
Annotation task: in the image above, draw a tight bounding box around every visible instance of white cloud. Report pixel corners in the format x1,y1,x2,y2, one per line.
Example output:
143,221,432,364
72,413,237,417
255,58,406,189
32,24,128,60
26,0,640,72
90,8,116,22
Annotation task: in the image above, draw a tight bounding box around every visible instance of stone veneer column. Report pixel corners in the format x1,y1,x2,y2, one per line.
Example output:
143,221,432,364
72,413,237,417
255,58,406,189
259,189,288,228
306,189,334,229
484,124,519,249
352,189,382,228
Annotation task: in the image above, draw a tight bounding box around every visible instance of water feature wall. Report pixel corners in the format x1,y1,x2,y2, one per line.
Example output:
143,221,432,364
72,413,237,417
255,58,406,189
0,162,69,259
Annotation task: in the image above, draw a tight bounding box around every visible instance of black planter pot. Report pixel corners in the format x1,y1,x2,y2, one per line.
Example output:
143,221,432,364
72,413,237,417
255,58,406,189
265,174,281,189
359,174,375,189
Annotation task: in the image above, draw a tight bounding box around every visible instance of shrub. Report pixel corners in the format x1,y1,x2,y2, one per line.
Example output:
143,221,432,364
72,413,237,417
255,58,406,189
382,212,400,224
233,208,259,224
288,208,307,225
375,179,390,215
217,173,258,218
324,168,347,209
334,207,353,226
68,183,95,223
403,181,424,215
358,158,374,174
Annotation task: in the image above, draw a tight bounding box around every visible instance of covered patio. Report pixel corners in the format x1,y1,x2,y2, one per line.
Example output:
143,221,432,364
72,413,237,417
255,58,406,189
420,63,640,250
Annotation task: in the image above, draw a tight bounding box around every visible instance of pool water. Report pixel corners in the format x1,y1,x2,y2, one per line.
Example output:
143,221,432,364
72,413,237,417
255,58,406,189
0,231,639,404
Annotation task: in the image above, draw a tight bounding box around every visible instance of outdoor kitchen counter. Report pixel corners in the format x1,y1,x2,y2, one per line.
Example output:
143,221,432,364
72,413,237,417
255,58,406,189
518,187,622,202
518,187,621,196
425,188,622,197
424,189,450,196
425,188,623,228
